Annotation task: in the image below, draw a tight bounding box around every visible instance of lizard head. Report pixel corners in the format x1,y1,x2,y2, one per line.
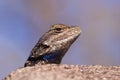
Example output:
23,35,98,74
24,24,81,67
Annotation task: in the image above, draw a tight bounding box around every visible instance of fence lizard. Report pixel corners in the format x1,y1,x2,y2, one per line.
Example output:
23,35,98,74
24,24,81,67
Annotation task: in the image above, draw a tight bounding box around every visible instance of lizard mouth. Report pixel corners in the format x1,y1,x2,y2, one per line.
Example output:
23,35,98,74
69,26,81,37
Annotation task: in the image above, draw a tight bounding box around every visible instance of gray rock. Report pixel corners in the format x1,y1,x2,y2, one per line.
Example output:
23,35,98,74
3,64,120,80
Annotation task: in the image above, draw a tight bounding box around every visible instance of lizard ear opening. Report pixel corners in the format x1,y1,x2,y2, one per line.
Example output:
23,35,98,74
41,43,50,49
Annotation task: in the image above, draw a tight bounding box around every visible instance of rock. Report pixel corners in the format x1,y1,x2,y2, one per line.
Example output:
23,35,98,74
3,64,120,80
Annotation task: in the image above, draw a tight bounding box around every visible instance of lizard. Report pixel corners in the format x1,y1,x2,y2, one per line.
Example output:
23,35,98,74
24,24,81,67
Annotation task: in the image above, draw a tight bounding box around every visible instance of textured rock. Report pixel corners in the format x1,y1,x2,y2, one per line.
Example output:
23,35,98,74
3,64,120,80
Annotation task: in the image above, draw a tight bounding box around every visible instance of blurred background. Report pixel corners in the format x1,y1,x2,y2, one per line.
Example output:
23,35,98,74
0,0,120,79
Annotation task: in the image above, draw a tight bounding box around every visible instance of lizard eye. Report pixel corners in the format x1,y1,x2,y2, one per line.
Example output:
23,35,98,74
51,24,67,33
55,28,62,31
54,28,63,33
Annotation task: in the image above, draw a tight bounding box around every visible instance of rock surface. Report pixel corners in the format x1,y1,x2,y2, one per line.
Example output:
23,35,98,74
3,64,120,80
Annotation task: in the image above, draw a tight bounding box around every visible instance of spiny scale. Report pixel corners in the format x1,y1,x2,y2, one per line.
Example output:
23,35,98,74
24,24,81,67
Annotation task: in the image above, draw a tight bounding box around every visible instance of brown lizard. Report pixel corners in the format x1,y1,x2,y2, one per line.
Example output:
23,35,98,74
24,24,81,67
